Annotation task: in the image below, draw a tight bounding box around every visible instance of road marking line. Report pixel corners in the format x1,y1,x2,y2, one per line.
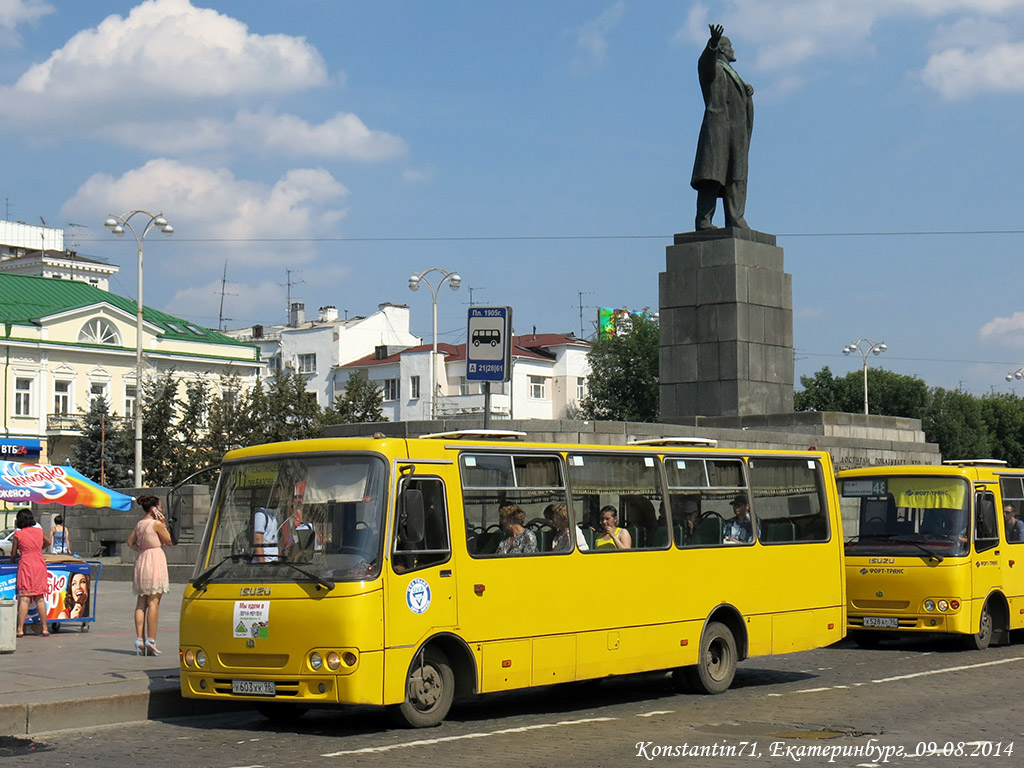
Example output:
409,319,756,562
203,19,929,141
321,716,618,757
871,655,1023,683
636,710,674,717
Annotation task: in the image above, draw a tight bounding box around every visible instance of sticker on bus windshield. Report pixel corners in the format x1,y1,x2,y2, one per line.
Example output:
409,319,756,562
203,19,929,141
406,578,432,615
233,600,270,638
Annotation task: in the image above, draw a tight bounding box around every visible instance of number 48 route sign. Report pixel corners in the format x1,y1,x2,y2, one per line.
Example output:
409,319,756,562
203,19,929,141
466,306,512,382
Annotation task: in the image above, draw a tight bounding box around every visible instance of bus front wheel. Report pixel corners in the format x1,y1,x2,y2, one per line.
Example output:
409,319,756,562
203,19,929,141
677,621,737,695
389,647,454,728
965,603,994,650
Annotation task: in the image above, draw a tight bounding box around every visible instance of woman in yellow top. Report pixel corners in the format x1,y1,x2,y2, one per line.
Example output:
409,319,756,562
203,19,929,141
595,505,632,550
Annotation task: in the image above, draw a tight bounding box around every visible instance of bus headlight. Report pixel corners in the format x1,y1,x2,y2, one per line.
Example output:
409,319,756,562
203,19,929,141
924,600,936,612
184,649,195,666
326,652,341,670
196,650,207,668
310,652,323,671
937,600,949,611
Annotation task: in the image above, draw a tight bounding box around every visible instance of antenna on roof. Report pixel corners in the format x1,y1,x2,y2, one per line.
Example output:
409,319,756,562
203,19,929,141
217,261,237,331
281,268,305,323
67,222,88,252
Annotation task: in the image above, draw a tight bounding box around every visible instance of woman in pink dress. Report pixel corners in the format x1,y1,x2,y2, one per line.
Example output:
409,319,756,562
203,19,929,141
127,495,171,656
10,508,51,638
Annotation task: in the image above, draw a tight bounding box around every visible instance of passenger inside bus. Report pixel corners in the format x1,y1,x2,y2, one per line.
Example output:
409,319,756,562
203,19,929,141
595,505,632,550
543,502,588,552
495,504,538,555
1004,504,1024,542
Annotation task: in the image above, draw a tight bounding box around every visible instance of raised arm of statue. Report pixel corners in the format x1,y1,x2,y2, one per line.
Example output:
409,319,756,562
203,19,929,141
708,23,723,46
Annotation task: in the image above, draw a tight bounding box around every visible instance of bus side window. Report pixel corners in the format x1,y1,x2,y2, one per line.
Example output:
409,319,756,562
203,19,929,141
975,491,998,552
393,478,451,572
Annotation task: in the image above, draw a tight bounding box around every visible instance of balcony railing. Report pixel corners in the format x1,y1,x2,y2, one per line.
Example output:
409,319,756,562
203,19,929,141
47,414,83,432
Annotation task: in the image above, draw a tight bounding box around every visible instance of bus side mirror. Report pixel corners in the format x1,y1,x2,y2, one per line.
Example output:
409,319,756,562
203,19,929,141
400,488,425,545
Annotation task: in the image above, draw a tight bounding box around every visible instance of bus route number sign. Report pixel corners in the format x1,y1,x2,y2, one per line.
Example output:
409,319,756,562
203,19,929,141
466,306,512,382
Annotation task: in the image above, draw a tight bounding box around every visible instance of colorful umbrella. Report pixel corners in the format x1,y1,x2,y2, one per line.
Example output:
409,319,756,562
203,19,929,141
0,461,134,511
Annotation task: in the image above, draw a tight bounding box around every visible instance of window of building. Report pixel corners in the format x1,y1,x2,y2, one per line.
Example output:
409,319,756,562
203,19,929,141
383,378,400,401
529,375,548,400
54,380,71,415
15,378,32,416
298,353,316,374
125,386,137,419
267,354,280,371
90,382,108,405
577,376,586,402
410,375,421,399
78,318,121,345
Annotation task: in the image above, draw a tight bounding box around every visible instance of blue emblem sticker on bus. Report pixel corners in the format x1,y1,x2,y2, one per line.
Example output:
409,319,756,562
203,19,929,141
406,578,431,614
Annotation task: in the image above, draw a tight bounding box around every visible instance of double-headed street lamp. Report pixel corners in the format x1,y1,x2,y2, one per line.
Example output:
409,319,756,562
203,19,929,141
408,268,461,420
843,338,887,415
1006,367,1024,382
104,211,174,486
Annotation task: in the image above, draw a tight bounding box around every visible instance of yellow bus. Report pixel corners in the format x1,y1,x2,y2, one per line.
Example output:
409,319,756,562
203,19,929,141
839,460,1024,649
178,431,846,727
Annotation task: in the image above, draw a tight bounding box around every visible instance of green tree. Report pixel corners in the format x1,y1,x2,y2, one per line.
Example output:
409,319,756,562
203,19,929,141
141,371,180,486
979,392,1024,466
202,374,257,466
261,369,322,442
581,313,659,422
323,371,386,425
794,366,928,418
921,387,993,461
71,396,132,488
171,377,210,481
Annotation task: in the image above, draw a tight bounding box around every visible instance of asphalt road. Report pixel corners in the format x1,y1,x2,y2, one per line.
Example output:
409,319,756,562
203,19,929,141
8,634,1024,768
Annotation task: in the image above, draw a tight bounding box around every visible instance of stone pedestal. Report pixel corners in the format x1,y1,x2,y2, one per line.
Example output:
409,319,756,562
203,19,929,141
659,227,794,421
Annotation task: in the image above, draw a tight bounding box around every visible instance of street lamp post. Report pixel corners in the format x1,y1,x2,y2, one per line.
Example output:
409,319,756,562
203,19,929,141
843,338,887,415
408,268,461,420
1006,367,1024,383
104,211,174,486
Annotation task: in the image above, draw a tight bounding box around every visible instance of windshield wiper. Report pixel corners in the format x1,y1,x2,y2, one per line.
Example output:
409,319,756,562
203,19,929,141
192,552,255,591
269,560,335,591
891,535,945,562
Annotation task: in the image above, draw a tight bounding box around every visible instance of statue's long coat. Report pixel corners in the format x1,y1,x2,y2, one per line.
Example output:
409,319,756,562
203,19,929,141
690,41,753,191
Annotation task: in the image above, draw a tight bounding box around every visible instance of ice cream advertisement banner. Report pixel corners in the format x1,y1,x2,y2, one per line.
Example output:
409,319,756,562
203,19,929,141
233,600,270,639
0,563,92,620
0,461,134,510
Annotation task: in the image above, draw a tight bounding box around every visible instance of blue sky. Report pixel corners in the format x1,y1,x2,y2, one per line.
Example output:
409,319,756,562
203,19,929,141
3,0,1024,398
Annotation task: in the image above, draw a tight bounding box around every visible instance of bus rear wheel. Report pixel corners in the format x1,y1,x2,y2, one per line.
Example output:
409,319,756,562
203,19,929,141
677,621,737,695
389,647,454,728
965,603,994,650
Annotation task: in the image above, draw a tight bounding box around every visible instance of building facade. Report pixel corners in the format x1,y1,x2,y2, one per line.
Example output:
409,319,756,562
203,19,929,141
224,302,421,408
341,333,591,421
0,273,260,464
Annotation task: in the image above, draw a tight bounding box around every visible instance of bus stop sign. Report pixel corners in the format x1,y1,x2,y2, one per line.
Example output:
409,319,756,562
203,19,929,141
466,306,512,382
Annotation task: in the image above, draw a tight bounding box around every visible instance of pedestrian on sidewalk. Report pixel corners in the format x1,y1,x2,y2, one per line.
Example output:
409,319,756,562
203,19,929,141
127,495,171,656
49,514,70,555
10,508,51,638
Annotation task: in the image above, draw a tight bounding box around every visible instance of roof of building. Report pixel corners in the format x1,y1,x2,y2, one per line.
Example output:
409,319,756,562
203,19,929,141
0,272,250,347
1,249,116,268
341,332,589,368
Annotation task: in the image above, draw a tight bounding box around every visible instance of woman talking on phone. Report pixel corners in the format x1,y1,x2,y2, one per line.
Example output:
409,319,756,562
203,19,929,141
127,495,172,656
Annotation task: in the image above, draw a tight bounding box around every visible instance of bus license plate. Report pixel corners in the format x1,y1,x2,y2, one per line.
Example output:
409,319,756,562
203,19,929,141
862,616,898,629
232,680,275,696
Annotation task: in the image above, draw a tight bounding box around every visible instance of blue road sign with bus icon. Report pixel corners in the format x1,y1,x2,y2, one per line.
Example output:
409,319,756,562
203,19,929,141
467,306,512,381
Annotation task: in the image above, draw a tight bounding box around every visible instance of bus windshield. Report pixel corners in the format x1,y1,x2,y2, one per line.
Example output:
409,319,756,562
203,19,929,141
840,475,970,557
194,454,388,584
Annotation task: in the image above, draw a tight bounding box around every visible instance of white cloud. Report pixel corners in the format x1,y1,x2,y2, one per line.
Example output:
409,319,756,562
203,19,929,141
572,1,627,71
672,0,1024,99
101,109,408,161
402,166,435,184
980,311,1024,346
3,0,327,121
921,42,1024,98
0,0,52,37
61,159,349,267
